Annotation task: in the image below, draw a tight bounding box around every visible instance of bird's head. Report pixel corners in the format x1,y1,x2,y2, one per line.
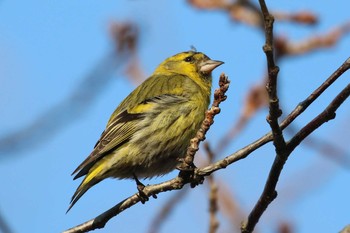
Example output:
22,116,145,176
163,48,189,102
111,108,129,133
154,51,224,79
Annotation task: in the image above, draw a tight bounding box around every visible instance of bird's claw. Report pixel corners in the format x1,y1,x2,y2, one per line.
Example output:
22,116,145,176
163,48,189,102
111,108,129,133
176,158,196,172
133,174,157,204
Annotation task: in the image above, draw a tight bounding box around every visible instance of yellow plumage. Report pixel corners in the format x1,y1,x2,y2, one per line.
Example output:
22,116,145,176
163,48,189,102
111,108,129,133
68,51,223,211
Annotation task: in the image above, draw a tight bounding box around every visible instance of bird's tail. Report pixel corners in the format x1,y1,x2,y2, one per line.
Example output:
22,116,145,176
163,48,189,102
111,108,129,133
67,162,106,213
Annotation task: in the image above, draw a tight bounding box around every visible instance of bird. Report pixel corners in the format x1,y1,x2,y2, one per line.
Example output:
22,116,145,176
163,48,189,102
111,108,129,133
68,51,223,212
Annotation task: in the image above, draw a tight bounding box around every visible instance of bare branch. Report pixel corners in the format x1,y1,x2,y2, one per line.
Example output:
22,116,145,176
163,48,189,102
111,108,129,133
180,73,230,170
63,176,188,233
204,143,219,233
285,124,350,168
241,56,350,233
287,81,350,152
259,0,286,153
280,57,350,130
241,3,286,230
208,180,219,233
198,131,272,176
239,0,349,231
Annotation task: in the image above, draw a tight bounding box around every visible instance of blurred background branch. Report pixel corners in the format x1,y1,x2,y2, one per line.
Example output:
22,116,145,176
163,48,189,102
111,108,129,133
0,209,13,233
0,22,139,157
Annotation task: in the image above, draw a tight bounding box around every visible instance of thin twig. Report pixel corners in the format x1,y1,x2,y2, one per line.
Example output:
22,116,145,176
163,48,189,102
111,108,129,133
63,177,188,233
280,57,350,129
285,123,350,168
247,79,350,233
287,82,350,153
182,73,230,171
259,0,286,153
204,143,219,233
197,131,272,176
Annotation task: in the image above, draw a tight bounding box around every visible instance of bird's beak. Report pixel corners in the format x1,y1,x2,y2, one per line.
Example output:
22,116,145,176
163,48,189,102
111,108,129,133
199,59,224,73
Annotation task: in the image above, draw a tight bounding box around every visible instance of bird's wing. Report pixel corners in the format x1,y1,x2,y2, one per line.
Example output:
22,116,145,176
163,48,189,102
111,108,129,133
71,74,191,180
71,109,144,179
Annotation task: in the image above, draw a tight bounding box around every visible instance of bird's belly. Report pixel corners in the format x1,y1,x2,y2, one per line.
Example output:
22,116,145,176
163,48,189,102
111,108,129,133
106,104,205,179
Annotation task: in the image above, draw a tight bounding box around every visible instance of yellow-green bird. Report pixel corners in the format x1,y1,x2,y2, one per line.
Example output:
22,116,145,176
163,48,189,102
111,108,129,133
68,51,223,211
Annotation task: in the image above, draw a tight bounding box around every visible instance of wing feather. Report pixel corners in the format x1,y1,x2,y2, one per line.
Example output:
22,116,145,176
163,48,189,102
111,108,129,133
72,110,144,179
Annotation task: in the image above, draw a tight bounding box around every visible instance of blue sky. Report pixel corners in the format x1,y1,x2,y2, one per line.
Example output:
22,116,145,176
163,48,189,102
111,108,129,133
0,1,350,233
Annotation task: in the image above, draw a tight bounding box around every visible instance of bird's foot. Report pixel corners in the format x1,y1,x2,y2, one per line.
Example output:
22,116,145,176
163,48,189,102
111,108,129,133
176,162,204,188
176,158,196,172
133,174,157,204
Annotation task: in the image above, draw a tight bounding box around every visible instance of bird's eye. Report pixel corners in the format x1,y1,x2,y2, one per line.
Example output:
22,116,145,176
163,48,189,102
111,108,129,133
184,56,193,62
